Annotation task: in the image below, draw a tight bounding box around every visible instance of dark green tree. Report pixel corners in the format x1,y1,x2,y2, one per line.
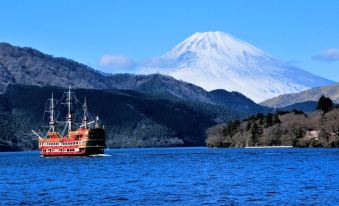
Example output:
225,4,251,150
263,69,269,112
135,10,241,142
317,95,333,114
273,113,281,124
251,122,262,145
264,113,273,128
292,127,305,147
223,120,240,137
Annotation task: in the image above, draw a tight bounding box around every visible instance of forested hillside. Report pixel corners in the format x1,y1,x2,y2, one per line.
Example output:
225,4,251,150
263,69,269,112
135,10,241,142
206,106,339,148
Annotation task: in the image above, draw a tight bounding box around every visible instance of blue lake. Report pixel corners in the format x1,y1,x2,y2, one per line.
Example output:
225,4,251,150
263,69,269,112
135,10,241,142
0,148,338,205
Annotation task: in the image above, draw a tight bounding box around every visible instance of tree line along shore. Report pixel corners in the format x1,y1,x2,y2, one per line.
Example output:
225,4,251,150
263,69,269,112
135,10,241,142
206,96,339,148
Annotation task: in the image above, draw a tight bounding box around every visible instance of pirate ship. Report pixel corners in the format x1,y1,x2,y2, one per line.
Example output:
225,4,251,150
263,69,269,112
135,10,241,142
33,86,105,157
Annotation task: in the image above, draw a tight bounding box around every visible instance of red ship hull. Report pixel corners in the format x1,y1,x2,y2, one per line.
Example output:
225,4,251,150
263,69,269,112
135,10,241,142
39,128,105,157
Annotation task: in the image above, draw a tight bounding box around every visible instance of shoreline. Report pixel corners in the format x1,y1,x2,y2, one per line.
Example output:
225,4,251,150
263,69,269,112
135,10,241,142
244,146,293,149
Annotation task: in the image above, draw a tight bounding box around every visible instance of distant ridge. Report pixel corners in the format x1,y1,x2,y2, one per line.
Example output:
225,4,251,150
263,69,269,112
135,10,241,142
261,84,339,108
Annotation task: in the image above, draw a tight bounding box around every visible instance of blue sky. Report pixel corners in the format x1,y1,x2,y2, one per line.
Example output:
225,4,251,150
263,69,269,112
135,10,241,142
1,0,339,81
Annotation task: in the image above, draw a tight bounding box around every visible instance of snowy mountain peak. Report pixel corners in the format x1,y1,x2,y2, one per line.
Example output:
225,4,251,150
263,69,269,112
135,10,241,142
140,31,334,102
164,31,267,60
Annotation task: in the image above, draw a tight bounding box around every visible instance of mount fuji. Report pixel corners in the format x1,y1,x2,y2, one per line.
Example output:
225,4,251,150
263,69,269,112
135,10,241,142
139,31,334,102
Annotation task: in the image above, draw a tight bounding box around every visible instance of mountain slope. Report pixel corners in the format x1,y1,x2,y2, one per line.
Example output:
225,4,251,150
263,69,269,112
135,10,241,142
107,73,214,104
139,31,334,102
0,42,111,93
108,74,270,113
279,101,318,113
261,84,339,108
208,89,269,114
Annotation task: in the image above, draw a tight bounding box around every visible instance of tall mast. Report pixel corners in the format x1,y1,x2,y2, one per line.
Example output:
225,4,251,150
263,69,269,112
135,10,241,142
83,97,88,129
49,92,55,132
67,85,72,132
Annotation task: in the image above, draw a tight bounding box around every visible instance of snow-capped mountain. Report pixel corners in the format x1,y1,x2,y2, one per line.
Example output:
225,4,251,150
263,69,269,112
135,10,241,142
139,31,334,102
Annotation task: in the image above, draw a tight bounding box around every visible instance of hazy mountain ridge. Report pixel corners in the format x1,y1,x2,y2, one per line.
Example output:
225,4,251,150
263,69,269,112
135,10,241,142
0,42,268,114
140,31,334,102
261,84,339,108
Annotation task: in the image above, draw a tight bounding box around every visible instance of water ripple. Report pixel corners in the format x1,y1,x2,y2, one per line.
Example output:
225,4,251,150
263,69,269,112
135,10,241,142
0,148,338,205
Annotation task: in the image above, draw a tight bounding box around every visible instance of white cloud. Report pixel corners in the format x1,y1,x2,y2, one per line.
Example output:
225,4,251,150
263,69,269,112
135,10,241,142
97,54,179,74
137,56,180,74
313,48,339,62
98,54,135,72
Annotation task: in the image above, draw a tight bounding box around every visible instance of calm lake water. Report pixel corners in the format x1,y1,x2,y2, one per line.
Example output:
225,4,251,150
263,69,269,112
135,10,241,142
0,148,338,205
